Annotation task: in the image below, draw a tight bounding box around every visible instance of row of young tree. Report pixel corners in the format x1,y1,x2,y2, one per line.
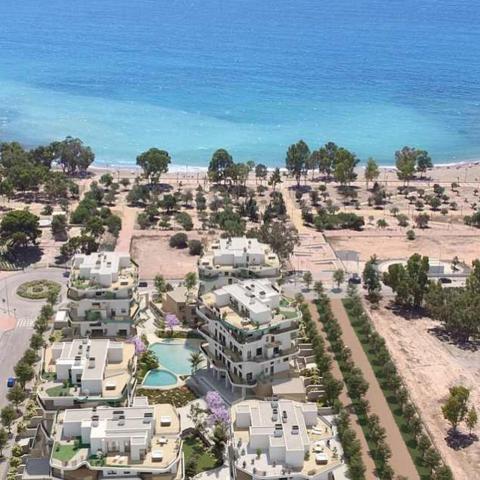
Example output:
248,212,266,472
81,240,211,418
363,253,480,343
298,297,366,479
316,286,395,479
0,294,58,462
343,288,454,479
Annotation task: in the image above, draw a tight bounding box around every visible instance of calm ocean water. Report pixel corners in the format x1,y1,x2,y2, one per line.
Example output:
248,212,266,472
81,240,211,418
0,0,479,167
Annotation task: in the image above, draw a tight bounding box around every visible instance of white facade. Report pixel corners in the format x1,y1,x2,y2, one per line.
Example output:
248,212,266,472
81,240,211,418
51,339,124,396
199,237,280,292
232,399,344,480
197,279,300,393
234,400,318,468
51,398,181,476
67,252,139,337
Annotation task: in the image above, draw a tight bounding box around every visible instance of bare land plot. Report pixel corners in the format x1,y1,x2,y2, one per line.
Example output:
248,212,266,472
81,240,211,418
131,231,205,280
368,303,480,480
328,230,480,266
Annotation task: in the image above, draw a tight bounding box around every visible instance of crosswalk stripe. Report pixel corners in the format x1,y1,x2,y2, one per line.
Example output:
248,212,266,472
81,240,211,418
16,318,35,328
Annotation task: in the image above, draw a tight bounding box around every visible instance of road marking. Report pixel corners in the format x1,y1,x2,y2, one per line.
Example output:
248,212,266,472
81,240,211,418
15,318,35,328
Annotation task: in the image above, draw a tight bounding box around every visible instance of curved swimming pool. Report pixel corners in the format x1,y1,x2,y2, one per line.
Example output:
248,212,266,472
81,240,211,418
148,339,204,375
143,369,178,387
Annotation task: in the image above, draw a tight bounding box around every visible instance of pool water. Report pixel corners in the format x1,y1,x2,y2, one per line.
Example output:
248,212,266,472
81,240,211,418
149,339,203,376
143,369,177,387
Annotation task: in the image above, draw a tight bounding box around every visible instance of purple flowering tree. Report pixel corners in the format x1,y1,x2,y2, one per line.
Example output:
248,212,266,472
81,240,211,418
128,336,146,355
165,313,180,336
206,391,230,427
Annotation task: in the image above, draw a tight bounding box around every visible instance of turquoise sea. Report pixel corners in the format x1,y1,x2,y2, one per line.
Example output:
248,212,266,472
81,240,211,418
1,0,479,167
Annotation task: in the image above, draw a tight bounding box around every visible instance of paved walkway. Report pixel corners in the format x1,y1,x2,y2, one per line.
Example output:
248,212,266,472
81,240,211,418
329,299,419,480
308,303,377,479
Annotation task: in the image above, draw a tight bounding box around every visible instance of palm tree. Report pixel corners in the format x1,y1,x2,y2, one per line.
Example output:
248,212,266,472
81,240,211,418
189,352,203,375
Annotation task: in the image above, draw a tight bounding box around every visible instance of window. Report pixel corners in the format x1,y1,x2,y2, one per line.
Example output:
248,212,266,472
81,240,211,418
256,347,262,356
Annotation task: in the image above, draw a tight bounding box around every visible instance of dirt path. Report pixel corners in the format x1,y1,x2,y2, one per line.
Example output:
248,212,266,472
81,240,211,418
115,204,138,253
329,299,420,480
308,303,377,479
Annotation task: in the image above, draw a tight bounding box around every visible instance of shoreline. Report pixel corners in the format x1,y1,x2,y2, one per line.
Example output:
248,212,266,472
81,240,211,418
89,158,480,175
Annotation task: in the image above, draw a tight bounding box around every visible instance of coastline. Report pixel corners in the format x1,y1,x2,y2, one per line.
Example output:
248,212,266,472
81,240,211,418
88,158,480,175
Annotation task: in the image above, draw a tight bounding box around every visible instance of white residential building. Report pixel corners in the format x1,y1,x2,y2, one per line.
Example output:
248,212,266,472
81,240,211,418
198,237,280,292
50,397,182,478
67,252,139,337
232,399,343,480
38,339,136,409
197,279,300,397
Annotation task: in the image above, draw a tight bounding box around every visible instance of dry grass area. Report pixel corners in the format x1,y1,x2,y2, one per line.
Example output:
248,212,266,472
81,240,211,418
368,302,480,480
131,232,203,280
327,227,480,265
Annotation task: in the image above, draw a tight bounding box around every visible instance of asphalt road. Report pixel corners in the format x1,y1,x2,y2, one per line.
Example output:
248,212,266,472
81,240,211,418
0,267,68,407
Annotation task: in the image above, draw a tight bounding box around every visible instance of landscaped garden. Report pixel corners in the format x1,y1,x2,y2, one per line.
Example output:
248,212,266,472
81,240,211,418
17,280,61,300
52,441,83,462
183,435,219,476
46,384,71,397
135,385,197,407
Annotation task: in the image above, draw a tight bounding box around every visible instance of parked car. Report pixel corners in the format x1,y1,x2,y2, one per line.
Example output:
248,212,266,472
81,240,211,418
439,277,452,284
139,281,148,288
7,377,15,388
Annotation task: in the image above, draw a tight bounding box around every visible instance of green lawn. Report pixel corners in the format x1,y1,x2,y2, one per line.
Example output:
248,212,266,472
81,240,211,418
52,443,81,462
342,299,431,480
46,385,71,397
183,436,218,473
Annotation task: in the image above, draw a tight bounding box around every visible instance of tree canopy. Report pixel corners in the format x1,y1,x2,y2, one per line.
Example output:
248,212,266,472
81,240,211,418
285,140,310,186
0,210,41,250
136,148,171,184
208,149,234,184
382,254,430,309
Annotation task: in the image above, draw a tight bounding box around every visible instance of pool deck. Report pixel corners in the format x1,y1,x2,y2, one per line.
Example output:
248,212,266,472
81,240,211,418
142,337,204,389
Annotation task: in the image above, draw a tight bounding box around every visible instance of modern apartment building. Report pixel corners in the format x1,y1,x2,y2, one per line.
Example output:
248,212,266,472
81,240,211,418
231,399,343,480
67,252,139,337
50,397,183,480
196,279,300,397
198,237,280,292
38,338,136,409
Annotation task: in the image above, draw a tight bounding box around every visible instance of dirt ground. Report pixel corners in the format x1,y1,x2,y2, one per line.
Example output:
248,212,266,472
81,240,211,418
327,228,480,266
130,231,207,280
368,302,480,480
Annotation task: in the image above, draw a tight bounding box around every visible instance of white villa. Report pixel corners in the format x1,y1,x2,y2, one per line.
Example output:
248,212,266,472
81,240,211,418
232,399,343,480
67,252,140,337
38,339,135,409
50,397,183,479
198,237,280,292
196,279,301,397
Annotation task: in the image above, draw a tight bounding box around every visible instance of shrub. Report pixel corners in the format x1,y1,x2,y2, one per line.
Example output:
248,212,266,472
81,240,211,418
188,240,203,256
170,233,188,249
175,212,193,231
406,229,415,240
